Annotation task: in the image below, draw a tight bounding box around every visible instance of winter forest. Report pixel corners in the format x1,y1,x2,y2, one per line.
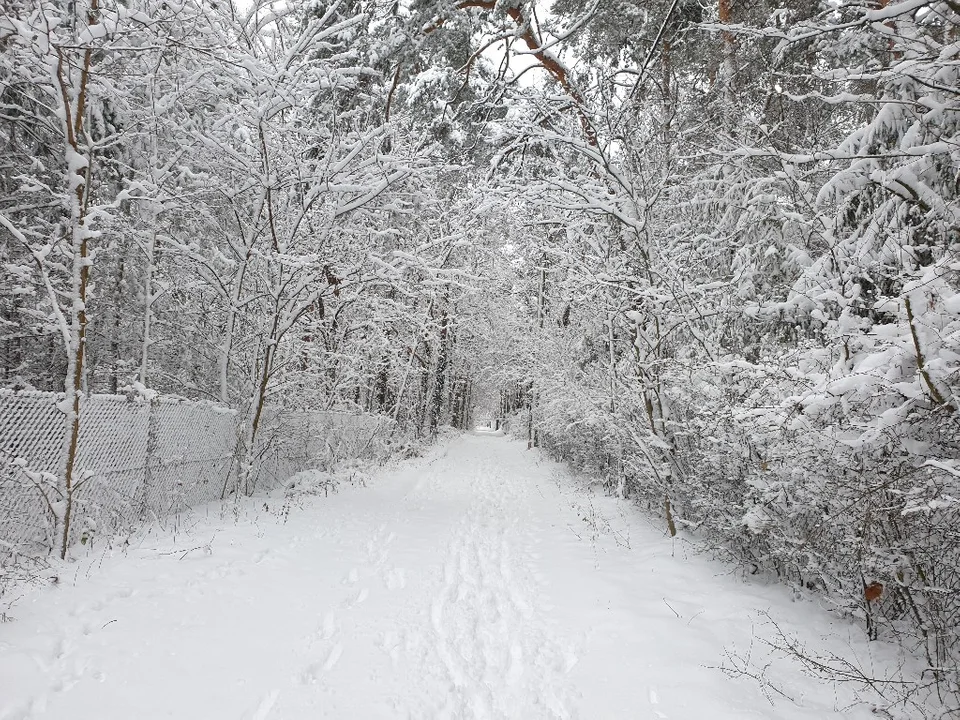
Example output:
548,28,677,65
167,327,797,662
0,0,958,717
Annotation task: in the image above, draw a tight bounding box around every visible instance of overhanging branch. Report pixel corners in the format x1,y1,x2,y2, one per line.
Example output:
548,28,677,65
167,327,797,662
424,0,598,146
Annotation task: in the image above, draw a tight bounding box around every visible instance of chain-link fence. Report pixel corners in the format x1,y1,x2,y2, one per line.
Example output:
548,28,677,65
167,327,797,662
0,389,391,556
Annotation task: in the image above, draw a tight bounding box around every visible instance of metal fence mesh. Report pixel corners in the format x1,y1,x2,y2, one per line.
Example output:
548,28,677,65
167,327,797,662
0,390,390,554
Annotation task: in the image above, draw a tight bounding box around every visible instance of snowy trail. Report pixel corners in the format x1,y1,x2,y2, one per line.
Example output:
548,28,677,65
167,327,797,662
1,431,907,719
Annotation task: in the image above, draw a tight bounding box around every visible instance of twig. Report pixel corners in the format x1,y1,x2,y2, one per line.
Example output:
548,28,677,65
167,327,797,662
663,597,681,618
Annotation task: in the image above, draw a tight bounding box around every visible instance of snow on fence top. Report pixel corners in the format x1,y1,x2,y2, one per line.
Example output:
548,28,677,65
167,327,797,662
0,390,390,555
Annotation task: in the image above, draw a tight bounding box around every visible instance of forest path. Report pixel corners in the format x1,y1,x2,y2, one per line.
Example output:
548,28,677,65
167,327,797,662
0,431,905,720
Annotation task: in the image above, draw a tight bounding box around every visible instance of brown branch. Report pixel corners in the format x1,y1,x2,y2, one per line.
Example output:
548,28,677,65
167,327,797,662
258,123,279,252
73,0,99,144
385,63,402,122
904,295,953,410
424,0,597,146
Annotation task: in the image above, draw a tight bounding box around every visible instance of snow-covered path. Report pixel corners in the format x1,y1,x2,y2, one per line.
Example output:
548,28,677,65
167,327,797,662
1,431,905,719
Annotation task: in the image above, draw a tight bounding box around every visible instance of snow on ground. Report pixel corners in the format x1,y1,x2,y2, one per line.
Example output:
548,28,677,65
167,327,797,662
0,430,917,719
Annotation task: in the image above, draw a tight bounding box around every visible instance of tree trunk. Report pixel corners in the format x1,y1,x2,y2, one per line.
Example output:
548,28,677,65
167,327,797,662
430,304,449,435
57,2,98,559
718,0,736,116
661,38,673,143
110,250,126,394
139,221,159,386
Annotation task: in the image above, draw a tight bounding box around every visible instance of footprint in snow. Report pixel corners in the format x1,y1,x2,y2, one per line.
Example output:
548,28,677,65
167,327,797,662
648,687,668,718
342,587,369,608
104,586,135,601
53,638,73,661
384,567,406,590
247,689,279,719
319,612,337,640
3,696,46,719
323,643,343,671
301,643,343,684
378,630,403,664
506,643,524,686
342,568,359,585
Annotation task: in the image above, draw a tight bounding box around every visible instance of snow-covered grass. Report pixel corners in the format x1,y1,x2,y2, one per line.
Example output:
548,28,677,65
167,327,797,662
0,431,935,719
